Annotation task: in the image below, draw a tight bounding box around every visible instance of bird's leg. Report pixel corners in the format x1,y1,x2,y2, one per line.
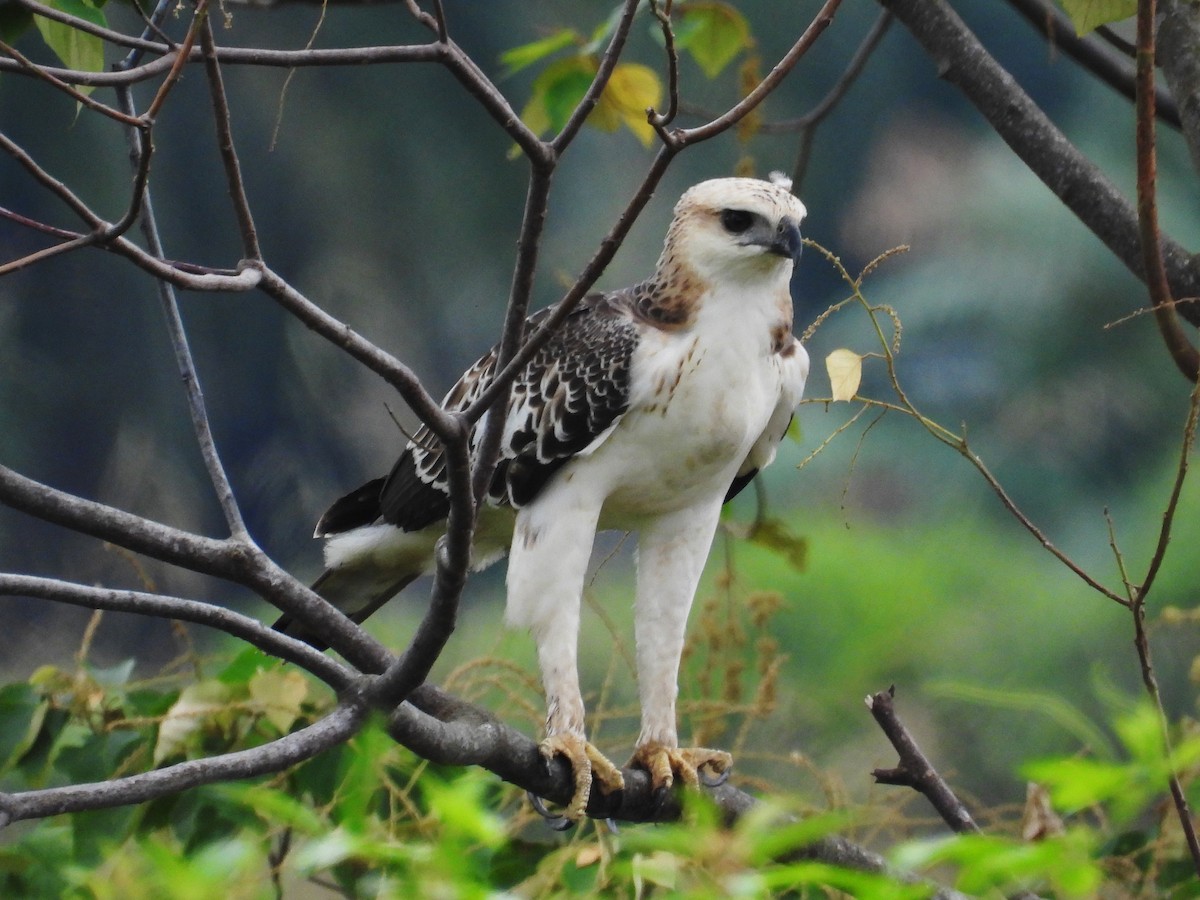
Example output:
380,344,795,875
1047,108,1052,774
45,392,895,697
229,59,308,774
506,501,624,823
629,502,733,795
530,628,626,822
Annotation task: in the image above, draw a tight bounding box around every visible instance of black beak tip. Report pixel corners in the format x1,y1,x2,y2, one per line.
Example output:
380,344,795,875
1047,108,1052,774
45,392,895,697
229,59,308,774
770,222,803,261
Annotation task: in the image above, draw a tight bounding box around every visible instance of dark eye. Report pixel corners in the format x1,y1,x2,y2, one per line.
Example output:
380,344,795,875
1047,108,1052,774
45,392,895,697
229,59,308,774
720,209,755,234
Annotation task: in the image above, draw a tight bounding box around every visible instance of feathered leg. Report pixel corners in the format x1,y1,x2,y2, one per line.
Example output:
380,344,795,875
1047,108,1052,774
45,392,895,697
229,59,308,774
629,500,732,794
506,493,624,821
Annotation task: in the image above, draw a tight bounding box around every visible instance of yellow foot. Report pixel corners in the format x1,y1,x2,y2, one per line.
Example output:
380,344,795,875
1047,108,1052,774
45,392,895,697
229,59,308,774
628,742,733,794
537,734,626,821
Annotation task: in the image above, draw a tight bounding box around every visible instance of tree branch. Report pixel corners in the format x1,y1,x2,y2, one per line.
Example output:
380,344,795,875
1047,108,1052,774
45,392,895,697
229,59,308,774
1158,0,1200,176
879,0,1200,328
0,700,368,827
1004,0,1180,130
1135,0,1200,380
0,575,356,689
866,686,979,834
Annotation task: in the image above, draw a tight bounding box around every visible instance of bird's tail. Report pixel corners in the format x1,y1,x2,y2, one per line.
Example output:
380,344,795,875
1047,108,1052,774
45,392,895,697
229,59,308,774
272,567,421,652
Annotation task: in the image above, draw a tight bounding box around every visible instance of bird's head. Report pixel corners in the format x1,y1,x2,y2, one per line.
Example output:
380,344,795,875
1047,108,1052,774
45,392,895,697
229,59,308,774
659,177,807,286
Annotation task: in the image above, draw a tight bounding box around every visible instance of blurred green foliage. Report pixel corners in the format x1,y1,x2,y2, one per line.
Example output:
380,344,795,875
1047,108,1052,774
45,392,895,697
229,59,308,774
1,588,1198,897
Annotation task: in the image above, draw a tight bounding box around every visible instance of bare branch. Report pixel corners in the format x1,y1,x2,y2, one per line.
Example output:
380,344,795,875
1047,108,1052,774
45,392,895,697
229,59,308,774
0,575,356,689
114,80,250,540
1005,0,1180,130
199,10,264,263
0,701,368,827
879,0,1200,328
255,267,456,442
866,687,979,834
1134,0,1200,380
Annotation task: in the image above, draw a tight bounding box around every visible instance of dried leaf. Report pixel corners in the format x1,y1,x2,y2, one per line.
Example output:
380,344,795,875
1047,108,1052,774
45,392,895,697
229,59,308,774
575,844,603,868
1020,782,1065,841
154,680,231,765
825,348,863,402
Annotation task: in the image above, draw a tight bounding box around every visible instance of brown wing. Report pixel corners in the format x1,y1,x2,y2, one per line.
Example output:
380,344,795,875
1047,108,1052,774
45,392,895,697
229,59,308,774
317,291,641,538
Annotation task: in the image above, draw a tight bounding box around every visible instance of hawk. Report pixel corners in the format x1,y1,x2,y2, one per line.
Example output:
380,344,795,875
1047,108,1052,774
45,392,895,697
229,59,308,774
277,177,810,820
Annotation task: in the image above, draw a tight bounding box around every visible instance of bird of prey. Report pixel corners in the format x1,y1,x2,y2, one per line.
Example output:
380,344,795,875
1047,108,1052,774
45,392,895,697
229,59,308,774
277,176,810,820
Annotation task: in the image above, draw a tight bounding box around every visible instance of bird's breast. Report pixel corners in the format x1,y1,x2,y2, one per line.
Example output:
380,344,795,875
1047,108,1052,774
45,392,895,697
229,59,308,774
584,329,785,521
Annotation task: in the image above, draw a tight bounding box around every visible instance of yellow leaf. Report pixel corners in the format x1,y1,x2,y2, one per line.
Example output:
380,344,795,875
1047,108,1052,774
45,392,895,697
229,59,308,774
596,62,662,146
825,348,863,402
249,667,309,734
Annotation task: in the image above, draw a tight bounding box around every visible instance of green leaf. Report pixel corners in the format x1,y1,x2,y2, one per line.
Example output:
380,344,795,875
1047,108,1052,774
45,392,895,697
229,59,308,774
33,0,106,74
500,29,579,76
0,683,46,775
1057,0,1136,35
517,56,595,140
542,60,597,133
676,1,753,79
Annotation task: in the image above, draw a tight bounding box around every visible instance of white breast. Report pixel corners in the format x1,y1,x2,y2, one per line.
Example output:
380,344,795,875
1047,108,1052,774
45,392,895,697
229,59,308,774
571,297,796,526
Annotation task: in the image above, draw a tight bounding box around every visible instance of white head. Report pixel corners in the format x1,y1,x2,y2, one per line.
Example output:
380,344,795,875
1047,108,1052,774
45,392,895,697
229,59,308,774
659,177,808,286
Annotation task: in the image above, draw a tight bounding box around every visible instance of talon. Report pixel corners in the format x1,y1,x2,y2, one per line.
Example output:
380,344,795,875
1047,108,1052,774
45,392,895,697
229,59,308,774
527,791,574,831
537,734,626,822
699,761,731,787
630,742,734,795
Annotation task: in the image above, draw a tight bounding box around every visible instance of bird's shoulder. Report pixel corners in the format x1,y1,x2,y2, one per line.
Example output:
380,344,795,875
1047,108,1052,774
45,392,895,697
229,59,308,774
365,287,649,530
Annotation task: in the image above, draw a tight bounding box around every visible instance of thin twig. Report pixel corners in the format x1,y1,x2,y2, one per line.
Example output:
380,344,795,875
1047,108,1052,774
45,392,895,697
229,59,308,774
199,12,264,262
648,0,680,129
671,0,843,146
552,0,640,153
785,10,892,189
0,40,145,125
0,575,355,689
867,687,980,835
114,78,249,540
1133,0,1199,380
15,0,166,53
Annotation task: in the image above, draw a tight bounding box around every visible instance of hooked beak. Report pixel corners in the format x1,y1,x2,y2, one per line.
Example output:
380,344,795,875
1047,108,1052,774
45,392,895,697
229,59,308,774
766,216,803,261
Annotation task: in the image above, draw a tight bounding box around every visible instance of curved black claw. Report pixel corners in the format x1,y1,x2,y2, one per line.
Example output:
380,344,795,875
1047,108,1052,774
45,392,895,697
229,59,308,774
699,762,731,787
527,790,574,831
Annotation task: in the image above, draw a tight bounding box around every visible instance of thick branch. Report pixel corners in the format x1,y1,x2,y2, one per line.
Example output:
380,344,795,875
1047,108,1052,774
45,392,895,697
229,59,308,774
1005,0,1180,130
880,0,1200,328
